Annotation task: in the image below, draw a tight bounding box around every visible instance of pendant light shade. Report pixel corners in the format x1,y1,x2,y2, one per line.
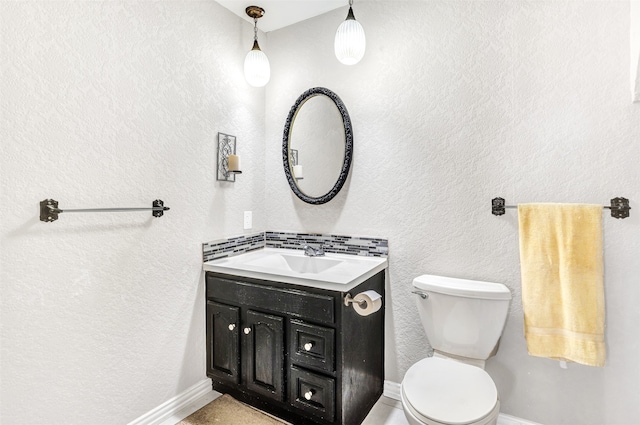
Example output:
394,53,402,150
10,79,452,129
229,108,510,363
244,40,270,87
244,6,270,87
334,1,366,65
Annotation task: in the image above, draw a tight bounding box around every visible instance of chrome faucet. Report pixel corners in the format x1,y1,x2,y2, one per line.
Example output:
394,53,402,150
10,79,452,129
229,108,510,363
302,244,325,257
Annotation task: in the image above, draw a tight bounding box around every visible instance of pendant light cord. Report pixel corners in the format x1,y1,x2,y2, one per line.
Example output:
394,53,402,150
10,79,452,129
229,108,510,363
253,18,258,42
251,17,261,51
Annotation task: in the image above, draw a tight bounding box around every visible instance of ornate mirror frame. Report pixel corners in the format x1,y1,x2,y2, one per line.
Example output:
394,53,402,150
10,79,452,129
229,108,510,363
282,87,353,205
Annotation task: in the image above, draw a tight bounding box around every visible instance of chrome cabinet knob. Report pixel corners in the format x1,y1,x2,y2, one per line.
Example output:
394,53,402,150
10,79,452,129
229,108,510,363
244,327,252,335
228,324,236,331
304,389,315,400
304,342,314,351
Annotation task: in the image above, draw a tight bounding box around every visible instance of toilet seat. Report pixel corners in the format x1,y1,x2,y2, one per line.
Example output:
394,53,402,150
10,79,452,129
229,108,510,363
402,357,498,425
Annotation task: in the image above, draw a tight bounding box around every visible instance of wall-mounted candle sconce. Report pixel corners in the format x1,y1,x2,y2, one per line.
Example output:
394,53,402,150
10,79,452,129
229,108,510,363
217,132,242,182
244,6,270,87
290,149,303,180
335,0,366,65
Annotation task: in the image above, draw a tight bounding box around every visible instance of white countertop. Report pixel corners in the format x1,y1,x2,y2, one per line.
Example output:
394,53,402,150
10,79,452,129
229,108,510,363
203,248,387,292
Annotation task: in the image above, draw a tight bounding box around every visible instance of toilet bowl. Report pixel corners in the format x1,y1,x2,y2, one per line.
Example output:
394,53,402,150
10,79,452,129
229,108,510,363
401,275,511,425
400,357,500,425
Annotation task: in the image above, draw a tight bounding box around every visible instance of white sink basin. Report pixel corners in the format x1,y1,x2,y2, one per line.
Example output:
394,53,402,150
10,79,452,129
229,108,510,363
247,253,343,274
203,248,387,291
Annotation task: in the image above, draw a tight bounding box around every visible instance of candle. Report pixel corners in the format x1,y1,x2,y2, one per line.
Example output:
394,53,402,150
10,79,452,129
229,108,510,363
227,154,241,173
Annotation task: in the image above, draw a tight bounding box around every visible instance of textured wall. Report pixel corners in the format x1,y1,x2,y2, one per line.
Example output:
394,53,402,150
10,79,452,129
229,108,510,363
632,1,640,102
0,1,264,423
265,1,640,424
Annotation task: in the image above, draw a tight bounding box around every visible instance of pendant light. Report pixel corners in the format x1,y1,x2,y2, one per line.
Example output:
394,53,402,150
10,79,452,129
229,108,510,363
334,0,366,65
244,6,270,87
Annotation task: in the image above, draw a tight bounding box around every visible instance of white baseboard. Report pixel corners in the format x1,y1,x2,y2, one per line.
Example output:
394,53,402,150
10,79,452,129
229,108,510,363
383,380,402,401
497,413,544,425
127,378,212,425
383,380,542,425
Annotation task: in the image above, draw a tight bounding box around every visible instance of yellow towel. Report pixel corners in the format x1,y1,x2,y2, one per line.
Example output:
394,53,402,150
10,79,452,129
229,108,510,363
518,203,606,367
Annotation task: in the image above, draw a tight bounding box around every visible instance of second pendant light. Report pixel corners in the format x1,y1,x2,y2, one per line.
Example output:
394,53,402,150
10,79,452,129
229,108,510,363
334,0,366,65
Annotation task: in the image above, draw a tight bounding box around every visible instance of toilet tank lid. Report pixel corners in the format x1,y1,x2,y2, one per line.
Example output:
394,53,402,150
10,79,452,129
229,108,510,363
413,274,512,300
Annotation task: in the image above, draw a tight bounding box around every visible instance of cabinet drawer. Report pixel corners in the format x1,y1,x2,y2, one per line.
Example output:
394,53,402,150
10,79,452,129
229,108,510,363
207,275,335,324
289,366,335,422
290,320,335,373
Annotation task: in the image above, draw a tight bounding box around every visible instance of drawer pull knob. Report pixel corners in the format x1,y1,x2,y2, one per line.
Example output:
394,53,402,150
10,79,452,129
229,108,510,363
304,389,315,400
228,324,236,331
304,342,314,351
244,327,251,334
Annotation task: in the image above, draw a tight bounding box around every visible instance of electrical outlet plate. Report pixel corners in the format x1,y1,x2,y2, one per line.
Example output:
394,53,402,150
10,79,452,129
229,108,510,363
243,211,252,229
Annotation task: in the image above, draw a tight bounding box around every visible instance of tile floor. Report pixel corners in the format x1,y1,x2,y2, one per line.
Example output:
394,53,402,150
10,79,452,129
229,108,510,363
361,397,409,425
160,391,410,425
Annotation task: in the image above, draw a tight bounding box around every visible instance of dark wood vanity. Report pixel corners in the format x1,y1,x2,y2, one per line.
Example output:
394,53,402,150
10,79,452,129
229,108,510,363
205,270,384,425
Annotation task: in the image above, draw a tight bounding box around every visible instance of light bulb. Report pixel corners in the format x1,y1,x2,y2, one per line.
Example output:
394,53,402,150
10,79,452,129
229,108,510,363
334,7,366,65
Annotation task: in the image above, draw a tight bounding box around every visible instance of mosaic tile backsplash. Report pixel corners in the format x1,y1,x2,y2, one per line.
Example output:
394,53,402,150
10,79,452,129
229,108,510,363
202,231,388,262
202,232,265,262
265,231,388,257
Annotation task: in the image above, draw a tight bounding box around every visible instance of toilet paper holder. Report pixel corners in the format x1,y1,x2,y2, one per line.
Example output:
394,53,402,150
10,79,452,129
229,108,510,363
344,293,367,307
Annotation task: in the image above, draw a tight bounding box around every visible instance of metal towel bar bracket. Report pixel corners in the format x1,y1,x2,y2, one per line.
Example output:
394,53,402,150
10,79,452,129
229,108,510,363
491,197,630,219
39,199,169,222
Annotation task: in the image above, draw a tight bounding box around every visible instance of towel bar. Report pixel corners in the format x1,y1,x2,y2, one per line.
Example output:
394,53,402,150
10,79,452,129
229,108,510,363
491,197,630,219
40,199,169,222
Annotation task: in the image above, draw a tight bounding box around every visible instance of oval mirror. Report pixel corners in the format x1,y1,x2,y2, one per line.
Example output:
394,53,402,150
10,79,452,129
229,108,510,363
282,87,353,204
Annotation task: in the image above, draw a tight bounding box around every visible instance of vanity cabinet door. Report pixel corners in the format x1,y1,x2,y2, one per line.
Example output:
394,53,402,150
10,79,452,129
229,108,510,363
244,310,285,402
206,301,240,384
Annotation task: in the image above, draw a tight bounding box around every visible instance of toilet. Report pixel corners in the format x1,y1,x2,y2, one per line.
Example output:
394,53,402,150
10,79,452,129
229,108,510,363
401,275,512,425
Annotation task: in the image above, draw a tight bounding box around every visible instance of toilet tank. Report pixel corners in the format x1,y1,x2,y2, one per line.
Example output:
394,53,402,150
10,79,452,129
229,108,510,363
413,274,512,360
